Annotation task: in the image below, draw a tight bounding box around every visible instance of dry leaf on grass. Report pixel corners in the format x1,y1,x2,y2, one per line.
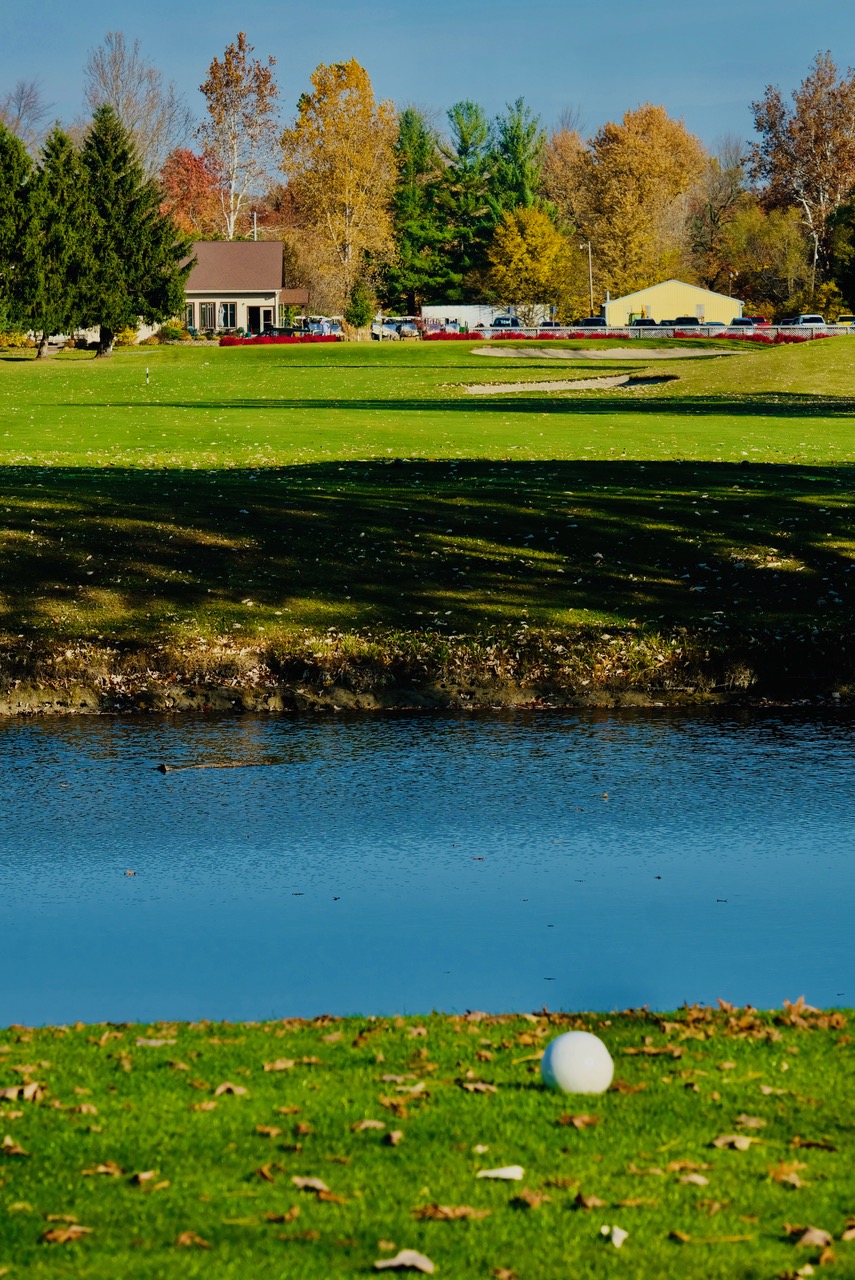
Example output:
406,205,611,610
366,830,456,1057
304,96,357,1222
557,1113,600,1130
735,1114,766,1129
82,1161,123,1177
790,1136,837,1152
511,1187,551,1210
460,1081,497,1094
617,1197,658,1208
667,1161,710,1174
760,1084,787,1096
492,1270,517,1280
374,1248,436,1273
41,1223,93,1244
263,1059,295,1072
627,1163,664,1176
795,1226,833,1248
574,1192,607,1210
477,1166,524,1181
175,1231,210,1249
352,1119,386,1132
600,1224,628,1248
611,1079,646,1094
275,1105,301,1116
322,1031,343,1044
413,1203,491,1221
136,1038,176,1047
265,1206,300,1223
291,1175,347,1201
131,1170,158,1185
213,1082,248,1097
769,1160,808,1189
0,1082,44,1102
190,1101,217,1112
256,1126,281,1138
680,1173,709,1186
1,1135,28,1157
381,1074,416,1085
711,1134,759,1151
384,1130,404,1147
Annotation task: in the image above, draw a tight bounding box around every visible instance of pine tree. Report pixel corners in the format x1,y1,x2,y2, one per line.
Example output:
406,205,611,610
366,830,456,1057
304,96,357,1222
437,101,495,301
80,105,190,356
0,122,33,328
489,98,546,216
383,109,447,312
18,127,92,357
343,278,374,329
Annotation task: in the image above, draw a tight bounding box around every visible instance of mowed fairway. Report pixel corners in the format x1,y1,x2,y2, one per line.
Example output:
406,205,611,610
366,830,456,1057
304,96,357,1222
0,339,852,642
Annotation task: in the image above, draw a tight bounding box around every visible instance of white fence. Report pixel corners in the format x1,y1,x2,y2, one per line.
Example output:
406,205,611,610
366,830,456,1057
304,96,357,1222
464,324,853,341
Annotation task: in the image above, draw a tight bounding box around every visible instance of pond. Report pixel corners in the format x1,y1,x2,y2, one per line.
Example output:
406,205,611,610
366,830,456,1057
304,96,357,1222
1,711,852,1025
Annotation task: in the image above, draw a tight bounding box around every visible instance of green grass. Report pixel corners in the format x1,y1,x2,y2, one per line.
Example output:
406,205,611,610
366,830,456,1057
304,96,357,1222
1,1007,852,1278
0,340,852,693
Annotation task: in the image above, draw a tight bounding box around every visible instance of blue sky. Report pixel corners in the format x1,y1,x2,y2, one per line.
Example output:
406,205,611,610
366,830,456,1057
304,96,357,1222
4,1,855,145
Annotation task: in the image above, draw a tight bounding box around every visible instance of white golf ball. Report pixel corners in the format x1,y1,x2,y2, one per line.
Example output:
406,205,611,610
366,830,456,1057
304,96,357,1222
541,1031,614,1094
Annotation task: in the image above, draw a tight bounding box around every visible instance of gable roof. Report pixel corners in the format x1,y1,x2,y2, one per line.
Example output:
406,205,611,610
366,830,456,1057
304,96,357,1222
184,241,285,292
609,279,735,304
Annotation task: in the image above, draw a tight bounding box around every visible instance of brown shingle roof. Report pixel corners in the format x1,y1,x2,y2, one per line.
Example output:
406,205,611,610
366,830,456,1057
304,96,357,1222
184,241,285,292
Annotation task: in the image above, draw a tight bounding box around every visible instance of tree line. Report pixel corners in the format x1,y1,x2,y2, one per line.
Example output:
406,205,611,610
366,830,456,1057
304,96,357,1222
4,33,855,334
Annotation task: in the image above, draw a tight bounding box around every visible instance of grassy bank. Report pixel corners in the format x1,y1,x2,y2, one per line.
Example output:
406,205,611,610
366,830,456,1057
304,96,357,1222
0,1006,852,1278
0,341,852,707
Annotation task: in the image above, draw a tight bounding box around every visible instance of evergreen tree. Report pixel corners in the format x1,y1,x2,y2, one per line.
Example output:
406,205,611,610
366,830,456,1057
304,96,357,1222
18,128,92,357
437,101,495,301
383,108,447,311
489,98,546,216
343,277,374,329
0,123,33,327
80,105,190,356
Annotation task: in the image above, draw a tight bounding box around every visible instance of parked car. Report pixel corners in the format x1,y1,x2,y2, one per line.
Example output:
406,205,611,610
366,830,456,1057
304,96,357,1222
576,316,608,328
835,314,855,326
538,320,563,328
743,315,771,326
492,314,522,328
704,321,726,330
629,317,658,328
779,318,795,327
728,317,756,327
657,319,676,327
673,316,701,326
793,314,826,325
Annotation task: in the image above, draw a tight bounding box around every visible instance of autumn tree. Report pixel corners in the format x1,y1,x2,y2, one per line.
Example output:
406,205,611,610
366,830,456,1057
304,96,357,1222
751,52,855,293
280,59,396,309
83,32,192,176
0,79,50,152
570,104,706,299
199,32,279,240
487,206,584,322
541,123,587,229
159,147,224,238
722,201,810,316
687,136,750,292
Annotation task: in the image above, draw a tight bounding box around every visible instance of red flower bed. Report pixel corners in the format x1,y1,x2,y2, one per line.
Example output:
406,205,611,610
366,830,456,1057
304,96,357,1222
423,330,478,340
219,334,342,346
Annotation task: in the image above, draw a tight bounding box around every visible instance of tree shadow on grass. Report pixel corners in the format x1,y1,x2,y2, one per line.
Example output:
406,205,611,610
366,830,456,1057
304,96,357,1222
0,459,852,639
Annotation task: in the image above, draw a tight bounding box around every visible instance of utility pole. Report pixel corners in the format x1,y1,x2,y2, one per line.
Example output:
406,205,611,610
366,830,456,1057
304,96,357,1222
580,241,594,314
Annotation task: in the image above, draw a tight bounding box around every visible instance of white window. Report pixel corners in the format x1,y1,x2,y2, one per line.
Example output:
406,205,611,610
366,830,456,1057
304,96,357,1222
200,302,216,329
218,302,236,329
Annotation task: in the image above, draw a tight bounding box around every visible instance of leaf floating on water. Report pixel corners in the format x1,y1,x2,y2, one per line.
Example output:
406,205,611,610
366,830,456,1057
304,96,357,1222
175,1231,210,1249
477,1166,524,1181
374,1248,436,1273
413,1203,491,1221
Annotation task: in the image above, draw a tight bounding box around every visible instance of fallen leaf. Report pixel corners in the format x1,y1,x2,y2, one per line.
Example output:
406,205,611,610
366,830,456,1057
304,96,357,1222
396,1082,426,1095
796,1227,832,1248
295,1121,312,1136
670,1230,692,1243
680,1173,709,1186
374,1248,436,1273
275,1105,301,1116
611,1079,646,1094
131,1170,158,1185
322,1031,343,1044
263,1059,295,1072
558,1113,600,1130
473,1144,489,1154
760,1084,787,1096
460,1081,497,1094
256,1164,277,1182
213,1082,248,1097
384,1130,404,1147
477,1166,524,1181
712,1134,758,1151
769,1160,808,1189
617,1197,658,1208
41,1223,93,1244
492,1270,517,1280
190,1101,217,1112
75,1103,98,1116
574,1192,607,1209
413,1203,491,1221
168,1060,190,1071
265,1206,300,1223
599,1224,628,1248
666,1161,711,1173
511,1187,550,1210
627,1163,664,1176
6,1201,33,1212
256,1126,281,1139
175,1231,210,1249
82,1161,123,1177
718,1062,737,1071
352,1119,385,1132
279,1227,320,1242
790,1136,837,1152
136,1038,176,1047
735,1114,766,1129
841,1220,855,1242
381,1074,416,1085
0,1135,28,1157
292,1176,329,1194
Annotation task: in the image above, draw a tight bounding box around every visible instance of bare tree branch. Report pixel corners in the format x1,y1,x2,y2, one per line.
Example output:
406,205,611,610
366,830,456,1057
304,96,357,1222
0,78,51,151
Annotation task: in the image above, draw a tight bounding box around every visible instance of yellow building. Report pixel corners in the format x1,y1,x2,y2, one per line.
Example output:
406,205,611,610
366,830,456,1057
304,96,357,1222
603,279,742,326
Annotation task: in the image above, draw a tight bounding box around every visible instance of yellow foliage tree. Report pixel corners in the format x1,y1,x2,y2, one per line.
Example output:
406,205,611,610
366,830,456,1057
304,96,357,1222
550,105,706,300
280,59,397,309
488,207,586,322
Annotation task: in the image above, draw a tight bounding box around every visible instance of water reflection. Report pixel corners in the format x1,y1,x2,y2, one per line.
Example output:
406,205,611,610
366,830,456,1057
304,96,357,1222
1,710,852,1024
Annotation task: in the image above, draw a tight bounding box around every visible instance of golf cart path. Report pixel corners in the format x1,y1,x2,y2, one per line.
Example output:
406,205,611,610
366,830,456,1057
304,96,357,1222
472,345,737,360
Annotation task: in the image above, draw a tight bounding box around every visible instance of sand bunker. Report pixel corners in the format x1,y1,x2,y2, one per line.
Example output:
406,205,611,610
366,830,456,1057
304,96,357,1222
465,373,674,395
472,345,734,360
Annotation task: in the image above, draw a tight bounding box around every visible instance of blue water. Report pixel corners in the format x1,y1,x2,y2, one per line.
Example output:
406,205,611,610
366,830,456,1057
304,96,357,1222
1,711,852,1024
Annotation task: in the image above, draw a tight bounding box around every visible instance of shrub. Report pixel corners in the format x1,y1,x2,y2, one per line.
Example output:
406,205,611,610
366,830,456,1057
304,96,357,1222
157,323,187,342
0,331,36,349
113,327,139,347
